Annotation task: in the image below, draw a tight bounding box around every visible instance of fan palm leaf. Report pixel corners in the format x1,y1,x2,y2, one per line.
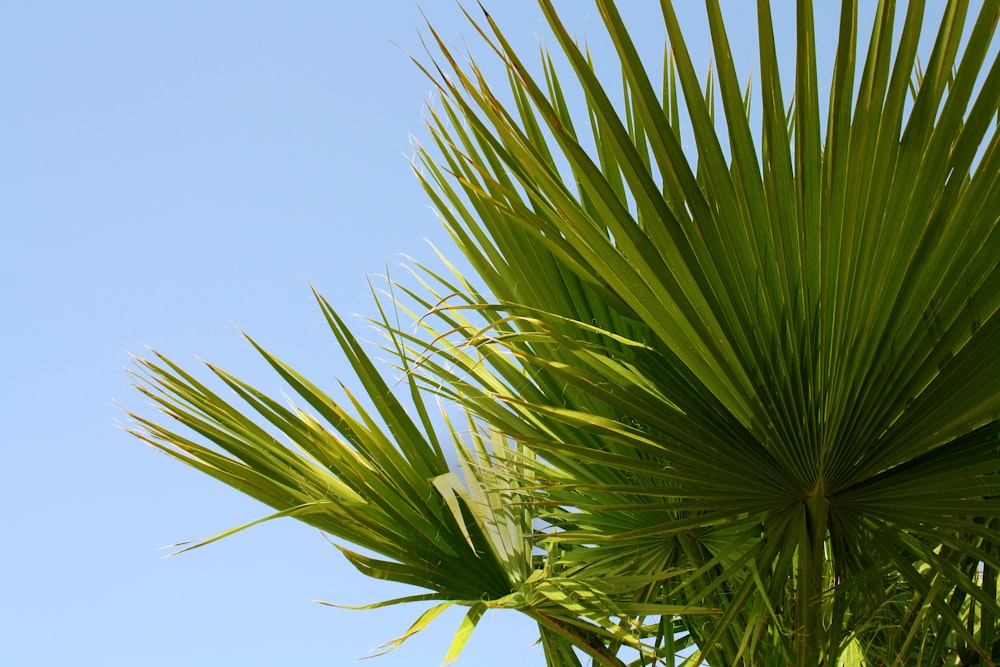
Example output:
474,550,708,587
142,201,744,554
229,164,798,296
402,0,1000,663
129,1,999,665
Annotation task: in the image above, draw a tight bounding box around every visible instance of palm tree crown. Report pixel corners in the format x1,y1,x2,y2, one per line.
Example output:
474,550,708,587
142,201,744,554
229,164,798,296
129,1,1000,665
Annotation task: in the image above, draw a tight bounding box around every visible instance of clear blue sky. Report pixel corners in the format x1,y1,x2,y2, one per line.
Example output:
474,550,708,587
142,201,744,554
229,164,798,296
1,2,972,665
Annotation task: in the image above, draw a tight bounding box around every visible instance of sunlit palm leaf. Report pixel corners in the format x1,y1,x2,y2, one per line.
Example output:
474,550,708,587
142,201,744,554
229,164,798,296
403,0,999,664
130,1,999,665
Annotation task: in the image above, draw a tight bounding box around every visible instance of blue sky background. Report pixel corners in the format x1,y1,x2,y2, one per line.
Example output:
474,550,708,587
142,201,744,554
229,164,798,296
2,2,983,665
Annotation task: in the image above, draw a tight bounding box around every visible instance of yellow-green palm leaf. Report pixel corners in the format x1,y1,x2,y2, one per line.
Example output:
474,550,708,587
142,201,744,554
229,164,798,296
130,2,999,665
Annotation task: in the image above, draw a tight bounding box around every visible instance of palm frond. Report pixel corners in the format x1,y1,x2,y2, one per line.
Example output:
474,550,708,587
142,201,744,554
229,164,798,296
130,1,1000,665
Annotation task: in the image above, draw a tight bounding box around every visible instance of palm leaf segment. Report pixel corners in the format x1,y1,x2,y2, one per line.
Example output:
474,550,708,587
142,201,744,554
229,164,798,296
129,296,677,666
130,1,1000,665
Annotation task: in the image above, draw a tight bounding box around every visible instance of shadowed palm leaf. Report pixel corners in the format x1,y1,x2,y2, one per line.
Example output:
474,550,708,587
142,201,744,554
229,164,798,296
129,1,999,665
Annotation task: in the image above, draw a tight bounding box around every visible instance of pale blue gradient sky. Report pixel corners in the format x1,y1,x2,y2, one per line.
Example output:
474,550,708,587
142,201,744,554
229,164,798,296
1,2,980,665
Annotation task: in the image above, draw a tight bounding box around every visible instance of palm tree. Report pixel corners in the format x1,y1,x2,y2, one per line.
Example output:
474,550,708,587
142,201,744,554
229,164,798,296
128,1,1000,665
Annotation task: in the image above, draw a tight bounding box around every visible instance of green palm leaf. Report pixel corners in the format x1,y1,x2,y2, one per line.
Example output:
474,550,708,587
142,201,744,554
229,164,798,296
129,1,999,665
